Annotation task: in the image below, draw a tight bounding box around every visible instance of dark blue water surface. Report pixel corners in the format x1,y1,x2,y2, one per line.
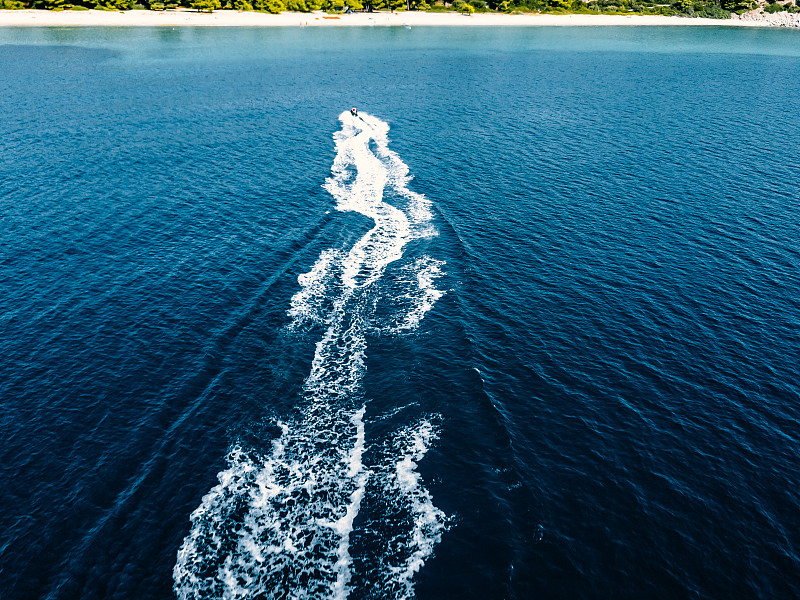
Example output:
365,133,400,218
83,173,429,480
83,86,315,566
2,25,800,600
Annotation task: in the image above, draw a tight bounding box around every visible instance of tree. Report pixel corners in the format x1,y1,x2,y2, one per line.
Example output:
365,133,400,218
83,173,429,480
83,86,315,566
320,0,345,10
189,0,221,10
91,0,136,9
254,0,285,10
718,0,735,9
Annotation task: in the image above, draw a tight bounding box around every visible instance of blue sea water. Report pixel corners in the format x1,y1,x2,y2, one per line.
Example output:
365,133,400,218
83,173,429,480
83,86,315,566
2,24,800,600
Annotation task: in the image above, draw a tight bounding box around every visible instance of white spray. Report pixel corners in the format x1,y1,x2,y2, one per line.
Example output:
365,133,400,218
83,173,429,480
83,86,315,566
174,112,448,600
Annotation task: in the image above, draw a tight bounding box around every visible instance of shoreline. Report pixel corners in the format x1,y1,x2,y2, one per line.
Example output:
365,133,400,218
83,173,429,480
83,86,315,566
0,8,784,27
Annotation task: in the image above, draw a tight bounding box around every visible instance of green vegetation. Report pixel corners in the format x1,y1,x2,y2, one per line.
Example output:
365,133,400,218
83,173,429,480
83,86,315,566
764,0,800,11
3,0,419,9
189,0,220,9
521,0,735,17
454,0,799,17
5,0,799,19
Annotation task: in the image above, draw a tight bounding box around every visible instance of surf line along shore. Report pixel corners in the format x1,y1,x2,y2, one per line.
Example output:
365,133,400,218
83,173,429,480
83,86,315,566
0,9,776,27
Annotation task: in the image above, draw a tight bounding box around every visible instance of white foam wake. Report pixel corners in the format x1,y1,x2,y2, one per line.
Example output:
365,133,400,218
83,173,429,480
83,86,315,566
174,112,448,600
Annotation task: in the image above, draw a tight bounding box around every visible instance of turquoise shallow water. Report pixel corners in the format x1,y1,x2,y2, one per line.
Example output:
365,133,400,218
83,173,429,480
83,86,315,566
1,25,800,600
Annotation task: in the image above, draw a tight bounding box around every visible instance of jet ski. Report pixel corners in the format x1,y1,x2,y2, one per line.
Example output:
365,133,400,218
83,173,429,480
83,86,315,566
350,107,358,117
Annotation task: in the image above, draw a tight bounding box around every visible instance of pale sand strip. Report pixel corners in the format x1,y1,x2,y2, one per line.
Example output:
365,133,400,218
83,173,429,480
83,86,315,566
0,8,766,27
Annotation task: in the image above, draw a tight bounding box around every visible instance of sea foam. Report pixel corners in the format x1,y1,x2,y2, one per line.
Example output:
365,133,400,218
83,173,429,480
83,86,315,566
174,112,448,600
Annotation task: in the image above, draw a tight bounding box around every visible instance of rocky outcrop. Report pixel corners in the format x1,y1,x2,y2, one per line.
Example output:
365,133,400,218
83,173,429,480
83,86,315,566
732,7,800,26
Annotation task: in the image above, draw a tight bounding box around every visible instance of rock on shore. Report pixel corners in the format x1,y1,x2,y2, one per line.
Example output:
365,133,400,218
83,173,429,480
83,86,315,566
732,7,800,27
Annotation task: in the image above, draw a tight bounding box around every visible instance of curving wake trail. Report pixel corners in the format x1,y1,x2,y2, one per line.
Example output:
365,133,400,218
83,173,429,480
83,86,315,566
173,113,448,600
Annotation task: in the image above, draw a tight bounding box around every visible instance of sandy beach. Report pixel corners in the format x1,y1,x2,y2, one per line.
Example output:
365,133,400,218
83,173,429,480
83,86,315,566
0,8,770,27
